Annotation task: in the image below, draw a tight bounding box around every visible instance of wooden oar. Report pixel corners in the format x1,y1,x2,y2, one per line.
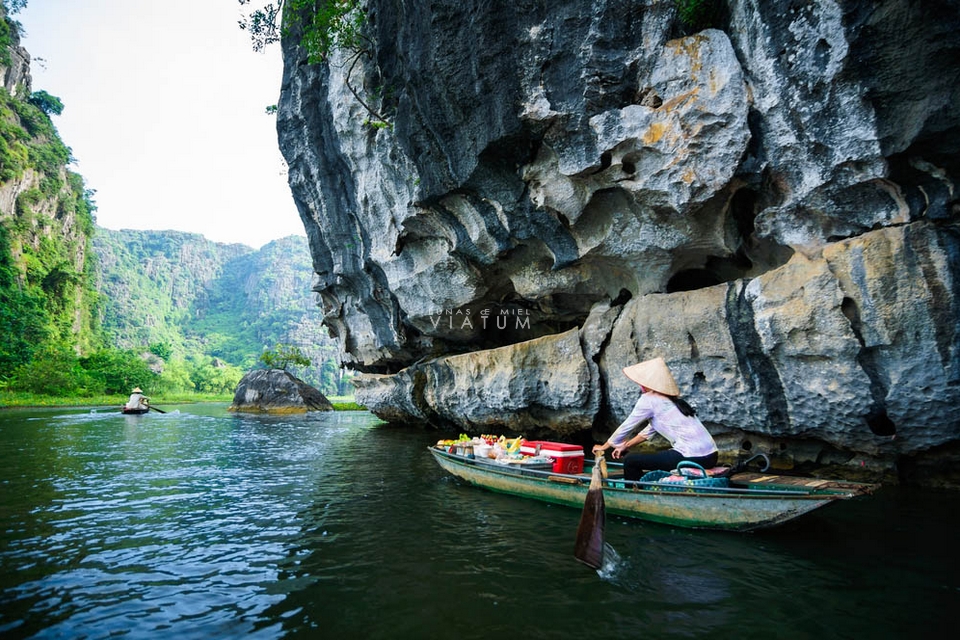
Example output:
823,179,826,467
574,453,607,569
148,405,166,414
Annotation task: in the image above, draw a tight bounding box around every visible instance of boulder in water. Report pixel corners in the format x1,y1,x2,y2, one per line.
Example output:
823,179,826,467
229,369,334,414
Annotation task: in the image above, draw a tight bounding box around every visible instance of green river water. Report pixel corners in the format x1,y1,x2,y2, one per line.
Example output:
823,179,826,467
0,404,957,638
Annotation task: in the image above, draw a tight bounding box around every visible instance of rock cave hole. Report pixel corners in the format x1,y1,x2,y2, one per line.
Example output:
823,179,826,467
730,187,760,271
587,152,613,176
611,288,632,307
599,151,612,172
841,297,866,345
691,371,706,394
731,188,757,241
666,268,722,292
866,410,897,437
665,187,764,293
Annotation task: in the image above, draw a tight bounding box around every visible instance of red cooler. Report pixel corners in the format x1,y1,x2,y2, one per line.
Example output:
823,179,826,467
520,440,585,474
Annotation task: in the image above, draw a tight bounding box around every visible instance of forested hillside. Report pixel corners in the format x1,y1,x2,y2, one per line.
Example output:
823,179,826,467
94,229,346,396
94,229,252,356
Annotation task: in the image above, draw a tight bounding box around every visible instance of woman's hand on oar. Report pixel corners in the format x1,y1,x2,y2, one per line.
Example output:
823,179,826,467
574,452,607,569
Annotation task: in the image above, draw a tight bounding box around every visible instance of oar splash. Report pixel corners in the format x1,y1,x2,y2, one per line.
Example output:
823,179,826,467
574,453,607,569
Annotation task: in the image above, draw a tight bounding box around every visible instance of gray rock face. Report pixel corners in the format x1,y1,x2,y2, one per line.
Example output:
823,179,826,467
277,1,960,484
1,5,31,95
354,328,599,436
230,369,333,413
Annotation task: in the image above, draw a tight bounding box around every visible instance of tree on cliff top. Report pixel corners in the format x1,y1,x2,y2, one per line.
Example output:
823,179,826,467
28,90,64,116
237,0,387,125
237,0,365,62
2,1,27,15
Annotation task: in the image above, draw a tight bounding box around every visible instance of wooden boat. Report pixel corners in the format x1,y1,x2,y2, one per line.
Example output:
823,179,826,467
121,407,149,415
428,446,877,531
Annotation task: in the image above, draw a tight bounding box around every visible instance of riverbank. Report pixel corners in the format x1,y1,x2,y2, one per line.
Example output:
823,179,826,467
0,391,363,411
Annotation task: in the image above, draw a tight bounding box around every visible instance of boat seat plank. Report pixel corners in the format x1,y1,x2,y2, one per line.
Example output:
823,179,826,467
731,473,877,495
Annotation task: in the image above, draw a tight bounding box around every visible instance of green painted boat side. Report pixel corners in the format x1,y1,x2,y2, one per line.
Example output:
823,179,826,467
429,447,873,531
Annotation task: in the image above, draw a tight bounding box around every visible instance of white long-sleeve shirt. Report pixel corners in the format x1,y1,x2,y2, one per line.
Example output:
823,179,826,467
125,393,147,410
609,393,718,457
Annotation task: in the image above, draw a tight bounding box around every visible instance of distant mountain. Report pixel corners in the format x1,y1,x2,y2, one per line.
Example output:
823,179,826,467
93,228,250,352
93,228,347,394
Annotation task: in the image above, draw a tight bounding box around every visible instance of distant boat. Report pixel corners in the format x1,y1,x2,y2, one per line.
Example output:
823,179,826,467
429,446,877,531
121,407,149,415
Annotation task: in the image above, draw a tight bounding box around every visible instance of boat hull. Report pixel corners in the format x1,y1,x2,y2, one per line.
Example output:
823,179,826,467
429,447,872,531
121,408,149,415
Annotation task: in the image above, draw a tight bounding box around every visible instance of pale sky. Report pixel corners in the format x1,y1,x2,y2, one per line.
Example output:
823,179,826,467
17,0,306,249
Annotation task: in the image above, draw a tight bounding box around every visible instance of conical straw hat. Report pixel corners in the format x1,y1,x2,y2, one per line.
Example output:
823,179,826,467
622,357,679,396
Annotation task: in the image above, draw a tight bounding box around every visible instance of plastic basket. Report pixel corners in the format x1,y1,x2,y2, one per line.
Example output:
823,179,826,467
639,470,672,483
645,462,730,491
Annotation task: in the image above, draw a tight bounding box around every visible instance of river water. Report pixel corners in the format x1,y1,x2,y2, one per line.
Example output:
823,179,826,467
0,405,957,639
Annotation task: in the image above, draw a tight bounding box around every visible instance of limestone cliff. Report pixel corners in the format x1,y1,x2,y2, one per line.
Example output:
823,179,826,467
277,0,960,486
0,5,98,360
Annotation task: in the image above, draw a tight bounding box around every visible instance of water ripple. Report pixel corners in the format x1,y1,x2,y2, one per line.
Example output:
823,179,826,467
2,407,959,638
0,407,384,638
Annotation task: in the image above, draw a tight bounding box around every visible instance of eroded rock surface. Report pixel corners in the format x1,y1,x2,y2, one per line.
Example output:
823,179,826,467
277,1,960,485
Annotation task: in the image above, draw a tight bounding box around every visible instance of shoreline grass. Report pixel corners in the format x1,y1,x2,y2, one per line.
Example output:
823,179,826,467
0,391,233,409
0,391,364,411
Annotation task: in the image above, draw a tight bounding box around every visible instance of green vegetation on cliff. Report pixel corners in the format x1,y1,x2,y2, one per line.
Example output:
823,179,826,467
239,1,388,125
674,0,722,34
0,2,101,390
92,230,347,398
239,0,366,62
3,226,347,403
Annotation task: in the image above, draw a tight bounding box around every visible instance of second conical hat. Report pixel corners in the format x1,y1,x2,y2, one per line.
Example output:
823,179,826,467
622,357,680,396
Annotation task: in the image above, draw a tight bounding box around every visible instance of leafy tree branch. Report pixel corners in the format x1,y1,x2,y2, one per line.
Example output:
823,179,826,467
28,90,64,116
259,343,311,370
2,1,28,15
674,0,723,34
238,0,388,125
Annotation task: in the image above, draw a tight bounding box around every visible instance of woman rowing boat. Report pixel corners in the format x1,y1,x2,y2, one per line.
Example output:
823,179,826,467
592,357,718,481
